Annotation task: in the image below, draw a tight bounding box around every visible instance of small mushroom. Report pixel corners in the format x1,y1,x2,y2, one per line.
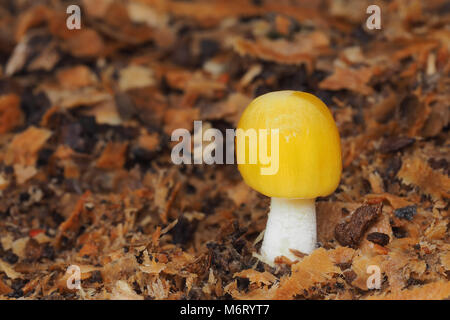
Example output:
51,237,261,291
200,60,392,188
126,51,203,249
237,91,342,263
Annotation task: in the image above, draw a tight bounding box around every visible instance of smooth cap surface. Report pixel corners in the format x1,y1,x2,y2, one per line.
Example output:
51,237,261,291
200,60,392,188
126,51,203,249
237,91,342,199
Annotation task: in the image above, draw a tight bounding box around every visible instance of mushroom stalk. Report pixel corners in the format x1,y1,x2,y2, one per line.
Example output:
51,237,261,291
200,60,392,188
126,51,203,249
260,197,316,263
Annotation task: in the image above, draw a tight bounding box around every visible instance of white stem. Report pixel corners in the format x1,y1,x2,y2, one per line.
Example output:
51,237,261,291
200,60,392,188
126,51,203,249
260,198,316,263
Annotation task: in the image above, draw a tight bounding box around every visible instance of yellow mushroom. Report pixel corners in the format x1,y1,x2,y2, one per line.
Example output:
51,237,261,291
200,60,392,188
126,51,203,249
237,91,342,263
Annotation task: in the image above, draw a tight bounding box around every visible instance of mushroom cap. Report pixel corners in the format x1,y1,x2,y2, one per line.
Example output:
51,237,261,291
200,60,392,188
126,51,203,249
237,91,342,199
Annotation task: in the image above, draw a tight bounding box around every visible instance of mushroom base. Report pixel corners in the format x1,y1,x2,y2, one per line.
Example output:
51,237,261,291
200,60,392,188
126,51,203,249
260,197,316,263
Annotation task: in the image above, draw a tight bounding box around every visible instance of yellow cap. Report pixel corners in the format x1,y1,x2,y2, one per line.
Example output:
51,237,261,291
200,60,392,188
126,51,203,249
237,91,342,199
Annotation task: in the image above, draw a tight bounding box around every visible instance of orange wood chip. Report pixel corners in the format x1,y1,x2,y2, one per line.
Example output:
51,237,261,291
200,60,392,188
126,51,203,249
0,278,12,295
398,157,450,199
351,253,385,290
5,126,52,166
138,132,160,152
63,29,105,58
78,242,98,257
58,191,91,234
365,193,415,209
368,172,384,194
440,252,450,271
163,68,194,91
425,220,448,240
233,269,277,286
96,142,128,169
367,281,450,300
273,248,340,299
328,246,356,265
57,65,97,89
274,14,292,36
229,284,277,300
0,94,24,134
82,0,113,18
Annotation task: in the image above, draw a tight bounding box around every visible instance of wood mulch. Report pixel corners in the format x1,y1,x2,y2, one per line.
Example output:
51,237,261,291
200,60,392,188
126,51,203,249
0,0,448,300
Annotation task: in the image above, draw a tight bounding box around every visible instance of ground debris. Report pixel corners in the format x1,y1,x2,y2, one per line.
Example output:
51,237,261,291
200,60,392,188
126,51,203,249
366,232,390,246
335,203,382,248
0,0,448,301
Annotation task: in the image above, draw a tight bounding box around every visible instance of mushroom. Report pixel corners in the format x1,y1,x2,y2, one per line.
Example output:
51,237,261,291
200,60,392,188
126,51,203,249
237,91,342,263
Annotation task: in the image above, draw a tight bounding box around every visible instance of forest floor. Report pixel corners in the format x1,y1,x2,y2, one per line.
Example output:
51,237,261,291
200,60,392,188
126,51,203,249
0,0,449,300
